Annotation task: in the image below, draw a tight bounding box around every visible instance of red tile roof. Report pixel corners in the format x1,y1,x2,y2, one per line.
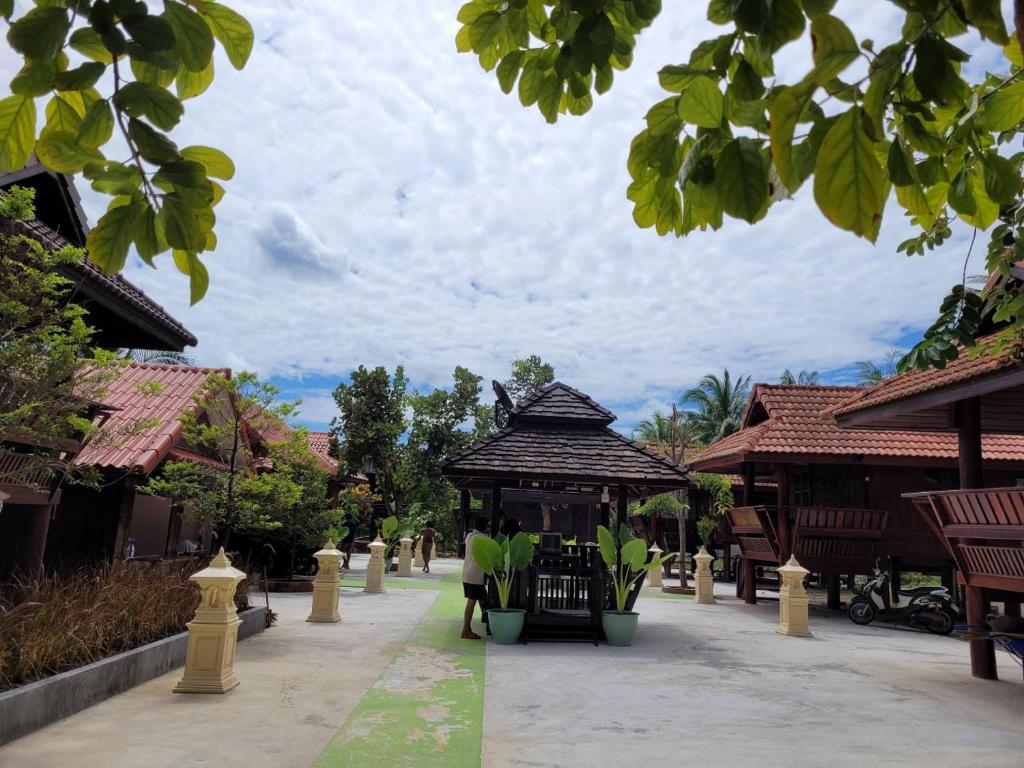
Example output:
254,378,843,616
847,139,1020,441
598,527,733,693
305,430,338,474
75,363,227,474
687,384,1024,471
832,334,1024,420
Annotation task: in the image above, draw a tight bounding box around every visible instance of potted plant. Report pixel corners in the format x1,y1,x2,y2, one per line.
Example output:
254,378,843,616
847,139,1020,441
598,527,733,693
598,524,670,647
378,515,405,572
471,531,534,644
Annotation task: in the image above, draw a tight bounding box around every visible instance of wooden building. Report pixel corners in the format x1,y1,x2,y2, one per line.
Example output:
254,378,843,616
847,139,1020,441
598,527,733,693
687,384,1024,606
0,167,197,578
439,382,689,641
834,334,1024,680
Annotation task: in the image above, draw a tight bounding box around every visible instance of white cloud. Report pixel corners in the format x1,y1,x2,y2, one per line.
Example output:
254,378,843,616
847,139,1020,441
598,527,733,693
60,1,997,431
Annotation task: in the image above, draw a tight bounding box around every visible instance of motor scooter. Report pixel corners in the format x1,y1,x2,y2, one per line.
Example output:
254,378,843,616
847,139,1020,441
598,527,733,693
847,565,961,635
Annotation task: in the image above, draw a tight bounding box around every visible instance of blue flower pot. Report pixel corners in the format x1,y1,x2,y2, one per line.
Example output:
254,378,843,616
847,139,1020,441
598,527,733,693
602,611,639,646
488,608,525,644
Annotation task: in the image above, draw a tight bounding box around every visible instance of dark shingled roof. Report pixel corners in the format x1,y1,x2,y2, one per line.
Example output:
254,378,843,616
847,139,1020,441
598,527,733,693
510,382,615,425
441,383,688,488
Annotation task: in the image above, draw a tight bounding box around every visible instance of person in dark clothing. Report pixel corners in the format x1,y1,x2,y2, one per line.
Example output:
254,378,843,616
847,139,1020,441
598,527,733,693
340,513,357,570
500,517,521,538
418,520,437,573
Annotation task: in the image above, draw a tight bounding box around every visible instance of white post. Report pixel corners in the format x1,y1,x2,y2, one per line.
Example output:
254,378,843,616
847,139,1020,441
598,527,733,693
647,544,663,588
397,536,413,577
308,538,342,622
694,546,716,605
777,555,812,637
364,537,386,593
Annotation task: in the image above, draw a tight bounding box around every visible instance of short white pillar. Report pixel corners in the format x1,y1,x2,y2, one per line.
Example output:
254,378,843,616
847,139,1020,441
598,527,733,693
308,538,342,623
694,546,716,605
776,555,812,637
413,538,424,569
174,548,246,694
647,544,663,588
364,537,386,593
397,536,413,577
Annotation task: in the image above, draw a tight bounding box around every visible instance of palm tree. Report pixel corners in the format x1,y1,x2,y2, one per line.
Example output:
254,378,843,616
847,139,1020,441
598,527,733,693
854,349,901,387
682,369,751,444
779,369,820,385
633,412,674,444
119,349,196,365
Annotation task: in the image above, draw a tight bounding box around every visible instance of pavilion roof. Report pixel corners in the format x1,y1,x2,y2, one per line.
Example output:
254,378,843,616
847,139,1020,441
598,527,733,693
832,333,1024,432
686,384,1024,473
305,430,339,474
441,383,687,490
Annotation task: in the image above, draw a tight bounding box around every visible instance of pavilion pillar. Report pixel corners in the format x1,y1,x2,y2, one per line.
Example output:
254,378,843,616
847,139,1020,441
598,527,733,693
740,462,757,604
965,585,998,680
458,489,470,558
775,467,791,561
600,486,611,531
616,485,628,528
826,573,841,610
111,476,138,561
888,555,902,605
1004,599,1021,618
490,481,503,536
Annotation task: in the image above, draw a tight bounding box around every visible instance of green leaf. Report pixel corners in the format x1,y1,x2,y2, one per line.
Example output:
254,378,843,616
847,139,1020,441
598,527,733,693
518,58,542,106
35,131,104,174
496,51,523,94
203,2,254,70
132,57,177,88
161,193,206,251
807,14,859,84
645,97,681,135
471,534,503,576
887,139,915,186
597,525,617,570
133,205,166,266
128,118,180,163
175,59,215,100
87,199,143,274
181,145,235,180
768,85,812,192
77,100,115,148
677,76,723,128
69,27,114,64
10,58,59,97
507,531,534,571
621,538,648,572
114,81,184,131
813,107,886,242
762,0,805,53
154,159,210,189
53,62,107,91
172,250,210,304
913,34,965,105
0,0,12,20
0,96,36,173
863,62,898,141
957,171,998,229
981,153,1022,205
7,6,70,60
537,74,562,123
982,81,1024,131
730,59,765,101
962,0,1009,45
949,169,977,216
658,65,704,93
803,0,837,15
715,137,768,222
122,12,176,51
164,1,215,72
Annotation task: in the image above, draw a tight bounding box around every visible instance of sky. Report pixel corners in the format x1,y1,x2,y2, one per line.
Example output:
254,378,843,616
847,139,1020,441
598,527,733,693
13,1,1011,435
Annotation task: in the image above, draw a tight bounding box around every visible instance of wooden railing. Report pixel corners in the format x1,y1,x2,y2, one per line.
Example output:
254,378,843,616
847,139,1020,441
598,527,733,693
0,449,55,489
906,488,1024,591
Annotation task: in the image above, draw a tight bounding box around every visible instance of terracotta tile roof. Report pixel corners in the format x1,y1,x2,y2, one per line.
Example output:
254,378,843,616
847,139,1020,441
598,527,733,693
687,384,1024,471
832,335,1024,420
510,382,616,424
18,216,197,349
442,383,687,488
75,363,227,474
305,430,338,474
640,443,775,488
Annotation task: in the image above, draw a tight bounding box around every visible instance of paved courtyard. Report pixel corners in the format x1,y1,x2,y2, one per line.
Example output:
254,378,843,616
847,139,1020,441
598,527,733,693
2,556,1021,768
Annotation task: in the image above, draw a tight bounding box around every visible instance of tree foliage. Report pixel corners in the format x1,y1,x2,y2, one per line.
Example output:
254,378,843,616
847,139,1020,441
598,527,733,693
457,0,1024,370
682,368,751,443
502,354,555,404
854,347,902,386
1,0,254,303
779,368,820,385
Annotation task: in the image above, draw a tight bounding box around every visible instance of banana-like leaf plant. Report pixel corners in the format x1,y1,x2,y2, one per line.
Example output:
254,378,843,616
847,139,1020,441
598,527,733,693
379,515,408,558
471,531,535,609
598,524,673,613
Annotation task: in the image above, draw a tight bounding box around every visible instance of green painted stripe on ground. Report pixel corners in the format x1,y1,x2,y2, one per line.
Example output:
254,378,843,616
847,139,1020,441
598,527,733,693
340,577,444,591
315,572,484,768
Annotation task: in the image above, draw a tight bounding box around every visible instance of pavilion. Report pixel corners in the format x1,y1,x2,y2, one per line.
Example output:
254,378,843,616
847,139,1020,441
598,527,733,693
834,333,1024,680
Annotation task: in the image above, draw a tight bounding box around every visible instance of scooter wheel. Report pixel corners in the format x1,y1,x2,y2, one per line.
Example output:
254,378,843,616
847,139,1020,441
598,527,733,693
925,609,954,636
848,599,877,625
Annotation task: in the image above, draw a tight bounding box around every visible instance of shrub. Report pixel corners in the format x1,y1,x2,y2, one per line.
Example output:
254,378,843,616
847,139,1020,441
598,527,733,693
0,559,253,692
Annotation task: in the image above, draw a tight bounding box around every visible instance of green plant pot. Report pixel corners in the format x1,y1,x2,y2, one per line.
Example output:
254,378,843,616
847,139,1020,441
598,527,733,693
488,608,525,645
602,611,639,647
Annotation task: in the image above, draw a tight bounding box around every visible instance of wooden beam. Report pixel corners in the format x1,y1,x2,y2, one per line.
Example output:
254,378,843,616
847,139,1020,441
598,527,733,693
741,462,756,506
490,480,503,537
775,467,791,560
616,484,628,528
957,396,983,490
827,573,841,610
459,489,471,558
965,585,998,680
112,475,138,561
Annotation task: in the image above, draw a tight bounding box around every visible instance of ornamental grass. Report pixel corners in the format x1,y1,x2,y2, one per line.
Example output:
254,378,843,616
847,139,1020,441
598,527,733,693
0,559,253,692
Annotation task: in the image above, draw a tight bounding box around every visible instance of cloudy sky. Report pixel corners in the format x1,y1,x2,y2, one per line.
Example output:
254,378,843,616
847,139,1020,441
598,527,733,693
53,2,1009,433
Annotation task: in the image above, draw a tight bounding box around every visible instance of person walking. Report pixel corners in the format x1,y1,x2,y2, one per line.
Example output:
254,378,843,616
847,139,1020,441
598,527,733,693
461,515,489,640
340,512,357,570
418,521,437,573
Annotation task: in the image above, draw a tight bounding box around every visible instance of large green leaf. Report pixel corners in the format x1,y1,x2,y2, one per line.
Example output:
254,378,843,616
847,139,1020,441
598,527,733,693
715,137,768,222
962,0,1009,44
128,118,180,163
507,531,534,571
203,2,254,70
806,14,858,84
982,81,1024,131
677,76,723,128
176,59,215,100
0,96,36,172
87,199,143,274
35,131,104,174
122,12,176,52
768,85,812,191
596,525,617,570
171,250,210,304
471,534,503,576
161,193,206,251
7,5,69,60
813,107,885,241
134,204,166,265
981,153,1022,205
69,27,114,64
77,100,115,149
164,1,215,72
114,81,184,131
620,538,648,572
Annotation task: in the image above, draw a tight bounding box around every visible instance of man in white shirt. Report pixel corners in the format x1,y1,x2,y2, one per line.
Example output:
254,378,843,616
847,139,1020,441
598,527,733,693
461,515,490,639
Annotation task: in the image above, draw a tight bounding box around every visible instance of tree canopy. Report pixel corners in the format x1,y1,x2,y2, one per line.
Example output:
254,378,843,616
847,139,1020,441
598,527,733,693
0,0,254,304
682,368,751,443
456,0,1024,370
